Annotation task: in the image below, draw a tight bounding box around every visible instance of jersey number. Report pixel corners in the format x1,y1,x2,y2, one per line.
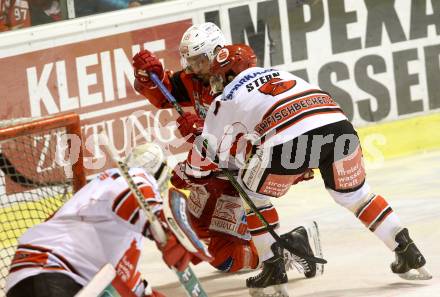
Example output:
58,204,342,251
14,8,27,21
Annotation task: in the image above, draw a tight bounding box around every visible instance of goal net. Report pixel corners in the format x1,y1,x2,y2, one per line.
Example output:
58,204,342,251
0,113,86,295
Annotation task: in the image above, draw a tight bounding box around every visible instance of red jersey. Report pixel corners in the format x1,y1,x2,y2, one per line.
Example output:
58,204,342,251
0,0,30,32
135,70,215,118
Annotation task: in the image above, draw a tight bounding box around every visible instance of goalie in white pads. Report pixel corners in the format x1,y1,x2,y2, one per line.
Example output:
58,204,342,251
5,143,212,297
186,44,431,296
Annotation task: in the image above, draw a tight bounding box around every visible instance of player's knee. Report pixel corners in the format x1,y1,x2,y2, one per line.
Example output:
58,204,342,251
327,182,371,212
213,257,235,272
210,240,258,272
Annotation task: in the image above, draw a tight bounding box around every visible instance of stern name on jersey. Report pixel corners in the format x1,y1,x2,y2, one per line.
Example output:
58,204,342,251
222,68,276,101
245,72,280,92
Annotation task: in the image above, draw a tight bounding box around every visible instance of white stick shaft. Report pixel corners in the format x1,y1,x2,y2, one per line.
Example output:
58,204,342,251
98,133,167,244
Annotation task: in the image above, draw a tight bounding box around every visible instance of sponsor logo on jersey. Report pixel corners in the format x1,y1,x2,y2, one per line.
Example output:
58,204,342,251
259,174,297,197
222,68,276,101
213,199,241,223
216,48,229,63
257,77,296,96
255,94,338,136
187,184,209,218
210,195,249,237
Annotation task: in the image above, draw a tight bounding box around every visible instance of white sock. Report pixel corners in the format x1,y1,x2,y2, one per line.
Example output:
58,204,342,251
252,232,277,262
374,212,402,251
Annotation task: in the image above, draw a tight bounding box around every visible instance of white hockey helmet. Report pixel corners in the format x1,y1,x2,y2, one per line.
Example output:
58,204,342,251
179,22,226,70
125,143,169,195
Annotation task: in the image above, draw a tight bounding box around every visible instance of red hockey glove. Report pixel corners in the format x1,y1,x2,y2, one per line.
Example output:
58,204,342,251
170,162,236,197
133,49,164,88
154,209,211,272
176,112,204,139
159,229,194,272
170,162,213,190
170,162,191,190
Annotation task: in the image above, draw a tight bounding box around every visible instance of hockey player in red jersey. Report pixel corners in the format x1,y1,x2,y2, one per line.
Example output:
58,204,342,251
133,22,221,139
185,44,432,296
0,0,31,32
5,143,211,297
132,23,321,277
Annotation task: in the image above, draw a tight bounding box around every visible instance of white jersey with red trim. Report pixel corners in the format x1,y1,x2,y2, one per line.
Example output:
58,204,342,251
6,168,162,296
206,67,347,148
186,67,347,175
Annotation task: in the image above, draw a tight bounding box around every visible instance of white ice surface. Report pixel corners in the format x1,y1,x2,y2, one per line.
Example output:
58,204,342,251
140,150,440,297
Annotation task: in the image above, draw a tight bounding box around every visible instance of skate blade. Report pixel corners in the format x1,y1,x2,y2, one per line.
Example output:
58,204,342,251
397,266,433,281
249,284,290,297
306,221,324,276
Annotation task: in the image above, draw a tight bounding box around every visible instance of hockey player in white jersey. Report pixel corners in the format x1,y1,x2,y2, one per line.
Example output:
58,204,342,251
133,21,323,278
185,44,431,296
5,143,211,297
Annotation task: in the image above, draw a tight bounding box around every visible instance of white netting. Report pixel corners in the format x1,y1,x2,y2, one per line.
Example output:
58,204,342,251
0,118,77,296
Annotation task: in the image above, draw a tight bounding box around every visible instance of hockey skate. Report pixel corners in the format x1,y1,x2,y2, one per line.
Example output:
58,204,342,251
391,228,432,280
246,242,289,297
281,221,324,278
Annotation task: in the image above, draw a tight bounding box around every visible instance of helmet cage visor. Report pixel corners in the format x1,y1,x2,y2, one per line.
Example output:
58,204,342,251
209,74,225,94
184,53,210,74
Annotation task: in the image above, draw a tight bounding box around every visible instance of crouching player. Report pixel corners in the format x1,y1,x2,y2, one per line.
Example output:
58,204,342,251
133,23,322,278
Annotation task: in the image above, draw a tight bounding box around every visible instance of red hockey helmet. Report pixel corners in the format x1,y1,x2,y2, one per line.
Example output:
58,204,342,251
210,44,257,93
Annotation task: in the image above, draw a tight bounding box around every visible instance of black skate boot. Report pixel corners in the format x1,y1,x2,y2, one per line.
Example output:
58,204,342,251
280,222,323,278
246,242,289,297
391,228,432,280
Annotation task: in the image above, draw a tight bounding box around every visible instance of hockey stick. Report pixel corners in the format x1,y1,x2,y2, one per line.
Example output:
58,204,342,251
98,133,209,297
148,72,327,265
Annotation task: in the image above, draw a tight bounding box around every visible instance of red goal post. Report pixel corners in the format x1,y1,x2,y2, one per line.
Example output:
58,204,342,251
0,112,86,294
